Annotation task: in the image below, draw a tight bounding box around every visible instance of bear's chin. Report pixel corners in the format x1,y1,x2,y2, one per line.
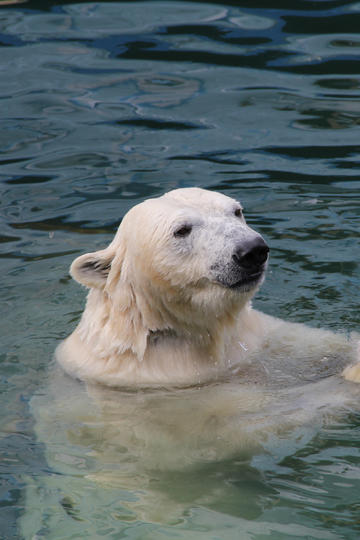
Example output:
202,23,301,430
215,269,265,294
230,271,264,291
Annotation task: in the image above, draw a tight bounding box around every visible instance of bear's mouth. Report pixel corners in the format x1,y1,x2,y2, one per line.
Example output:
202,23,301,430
211,260,267,291
229,270,264,289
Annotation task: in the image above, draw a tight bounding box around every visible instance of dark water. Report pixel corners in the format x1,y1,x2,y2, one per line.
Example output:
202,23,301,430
0,1,360,538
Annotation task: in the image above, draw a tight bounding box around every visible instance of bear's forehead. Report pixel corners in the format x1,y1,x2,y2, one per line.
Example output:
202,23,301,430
161,187,240,214
121,188,243,238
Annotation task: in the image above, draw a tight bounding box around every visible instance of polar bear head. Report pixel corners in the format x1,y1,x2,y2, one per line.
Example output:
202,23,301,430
70,188,269,361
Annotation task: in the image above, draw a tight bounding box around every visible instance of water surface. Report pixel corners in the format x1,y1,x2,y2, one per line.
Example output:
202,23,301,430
0,1,360,538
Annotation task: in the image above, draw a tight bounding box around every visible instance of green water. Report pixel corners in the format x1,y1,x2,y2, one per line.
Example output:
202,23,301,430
1,1,360,538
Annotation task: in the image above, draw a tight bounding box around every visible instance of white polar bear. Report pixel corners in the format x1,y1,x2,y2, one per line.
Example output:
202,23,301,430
56,187,360,387
21,188,360,535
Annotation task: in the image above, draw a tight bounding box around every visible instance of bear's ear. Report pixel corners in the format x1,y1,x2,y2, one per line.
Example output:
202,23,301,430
70,249,114,289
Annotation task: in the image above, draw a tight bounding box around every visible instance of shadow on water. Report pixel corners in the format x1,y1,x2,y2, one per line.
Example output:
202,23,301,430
0,0,359,538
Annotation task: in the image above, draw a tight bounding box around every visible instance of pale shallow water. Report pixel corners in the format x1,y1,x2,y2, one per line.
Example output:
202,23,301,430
0,1,360,539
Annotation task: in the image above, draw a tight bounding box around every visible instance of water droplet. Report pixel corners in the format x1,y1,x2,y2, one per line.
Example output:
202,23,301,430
238,341,248,351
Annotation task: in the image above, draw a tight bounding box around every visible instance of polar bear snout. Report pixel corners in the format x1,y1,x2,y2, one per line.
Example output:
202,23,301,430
232,238,269,271
210,233,269,291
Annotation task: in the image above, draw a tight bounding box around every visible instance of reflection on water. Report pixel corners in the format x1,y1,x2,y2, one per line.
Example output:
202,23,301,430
22,367,360,538
0,1,359,539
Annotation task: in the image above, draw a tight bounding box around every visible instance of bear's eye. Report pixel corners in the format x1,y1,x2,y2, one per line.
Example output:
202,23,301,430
174,225,192,238
234,208,243,218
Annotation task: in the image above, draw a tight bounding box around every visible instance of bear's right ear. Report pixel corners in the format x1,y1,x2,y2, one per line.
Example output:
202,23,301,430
70,249,114,289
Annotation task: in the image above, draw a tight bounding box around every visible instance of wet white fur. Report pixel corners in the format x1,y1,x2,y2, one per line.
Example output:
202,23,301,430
56,187,360,387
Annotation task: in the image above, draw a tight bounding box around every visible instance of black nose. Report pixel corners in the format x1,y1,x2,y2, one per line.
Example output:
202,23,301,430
232,238,269,270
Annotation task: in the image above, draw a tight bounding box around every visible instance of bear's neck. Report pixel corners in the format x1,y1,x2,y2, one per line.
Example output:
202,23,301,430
65,287,256,386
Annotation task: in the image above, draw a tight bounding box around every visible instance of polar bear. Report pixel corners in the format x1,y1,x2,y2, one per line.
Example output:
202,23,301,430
56,187,360,388
22,187,360,535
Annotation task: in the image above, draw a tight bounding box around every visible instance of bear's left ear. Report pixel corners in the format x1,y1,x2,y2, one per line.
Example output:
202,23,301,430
70,249,114,289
